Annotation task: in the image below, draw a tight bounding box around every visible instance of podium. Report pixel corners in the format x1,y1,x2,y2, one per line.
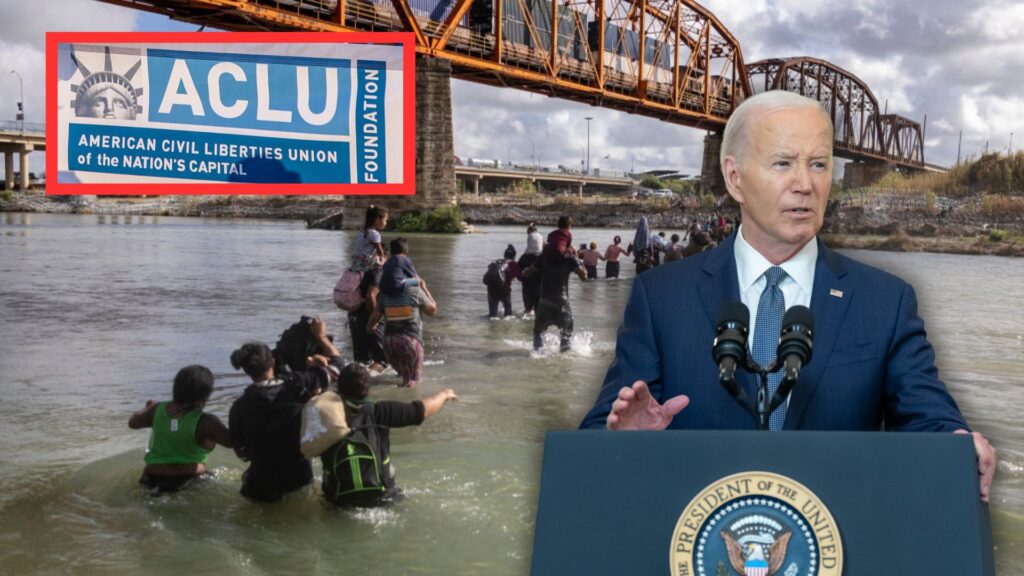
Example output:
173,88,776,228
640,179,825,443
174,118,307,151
532,431,993,575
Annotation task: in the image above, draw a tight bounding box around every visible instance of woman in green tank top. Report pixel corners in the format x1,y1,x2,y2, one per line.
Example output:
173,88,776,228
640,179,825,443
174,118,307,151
129,365,232,492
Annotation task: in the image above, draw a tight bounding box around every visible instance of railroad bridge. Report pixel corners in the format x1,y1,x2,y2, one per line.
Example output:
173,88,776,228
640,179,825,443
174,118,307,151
83,1,929,201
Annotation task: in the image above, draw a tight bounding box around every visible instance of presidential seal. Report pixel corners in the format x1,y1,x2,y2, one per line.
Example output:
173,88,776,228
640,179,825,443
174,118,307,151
669,472,842,576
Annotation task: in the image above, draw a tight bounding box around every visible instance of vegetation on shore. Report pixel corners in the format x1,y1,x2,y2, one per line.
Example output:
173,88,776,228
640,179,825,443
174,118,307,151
844,152,1024,220
393,204,464,233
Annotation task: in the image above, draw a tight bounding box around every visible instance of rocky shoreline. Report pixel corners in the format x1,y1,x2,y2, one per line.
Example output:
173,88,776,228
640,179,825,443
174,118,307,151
2,192,1021,257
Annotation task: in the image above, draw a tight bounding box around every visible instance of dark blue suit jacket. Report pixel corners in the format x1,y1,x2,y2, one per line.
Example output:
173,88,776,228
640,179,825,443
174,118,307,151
580,234,968,431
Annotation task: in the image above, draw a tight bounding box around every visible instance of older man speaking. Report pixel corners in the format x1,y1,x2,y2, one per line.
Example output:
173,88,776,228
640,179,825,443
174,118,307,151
579,90,995,502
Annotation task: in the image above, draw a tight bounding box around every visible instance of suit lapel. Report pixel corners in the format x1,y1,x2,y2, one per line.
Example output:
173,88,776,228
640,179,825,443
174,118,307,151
697,234,754,393
783,239,853,429
697,234,742,329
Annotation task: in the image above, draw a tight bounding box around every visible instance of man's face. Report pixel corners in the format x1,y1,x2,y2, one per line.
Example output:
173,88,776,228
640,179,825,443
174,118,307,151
723,107,832,262
83,87,134,120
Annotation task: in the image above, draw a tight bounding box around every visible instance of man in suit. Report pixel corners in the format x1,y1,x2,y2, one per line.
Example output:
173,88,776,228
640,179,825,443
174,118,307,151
579,90,996,502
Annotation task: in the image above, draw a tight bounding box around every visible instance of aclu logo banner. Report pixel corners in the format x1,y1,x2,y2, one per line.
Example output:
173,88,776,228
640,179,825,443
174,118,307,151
48,33,412,194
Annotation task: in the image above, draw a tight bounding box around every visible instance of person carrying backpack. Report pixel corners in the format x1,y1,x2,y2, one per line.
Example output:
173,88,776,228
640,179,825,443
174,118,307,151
519,225,543,316
320,363,458,507
483,244,522,319
229,341,338,502
272,315,342,377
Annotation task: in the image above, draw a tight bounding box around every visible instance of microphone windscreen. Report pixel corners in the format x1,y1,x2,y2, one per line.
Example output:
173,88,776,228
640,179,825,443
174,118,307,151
782,305,814,332
717,301,750,328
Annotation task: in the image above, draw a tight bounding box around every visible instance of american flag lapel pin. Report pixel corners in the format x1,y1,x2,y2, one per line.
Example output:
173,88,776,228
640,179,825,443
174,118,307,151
830,288,843,298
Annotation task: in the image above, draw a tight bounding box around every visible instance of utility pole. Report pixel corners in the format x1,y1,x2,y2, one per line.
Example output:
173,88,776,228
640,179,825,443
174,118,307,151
10,69,23,134
584,116,593,175
956,130,962,165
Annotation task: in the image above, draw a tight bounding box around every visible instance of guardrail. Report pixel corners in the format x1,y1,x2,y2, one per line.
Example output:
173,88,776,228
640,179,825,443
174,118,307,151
0,120,45,134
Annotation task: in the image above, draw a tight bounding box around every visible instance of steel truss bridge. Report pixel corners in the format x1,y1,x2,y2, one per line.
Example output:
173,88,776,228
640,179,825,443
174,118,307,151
96,0,925,168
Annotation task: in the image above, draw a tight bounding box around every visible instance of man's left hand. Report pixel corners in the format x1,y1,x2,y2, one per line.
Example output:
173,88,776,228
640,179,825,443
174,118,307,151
955,429,996,503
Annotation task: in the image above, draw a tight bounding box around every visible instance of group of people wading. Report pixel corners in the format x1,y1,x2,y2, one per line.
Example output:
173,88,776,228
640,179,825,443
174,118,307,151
129,205,457,506
484,214,733,352
128,205,733,505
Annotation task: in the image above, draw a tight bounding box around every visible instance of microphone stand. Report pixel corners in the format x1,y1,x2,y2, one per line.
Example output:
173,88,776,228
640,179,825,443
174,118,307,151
740,358,792,431
754,368,770,431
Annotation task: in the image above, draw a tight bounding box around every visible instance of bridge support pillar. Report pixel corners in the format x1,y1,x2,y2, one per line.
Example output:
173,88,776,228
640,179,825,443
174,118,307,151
578,183,584,198
19,149,29,191
3,151,12,191
700,131,725,197
342,57,456,224
843,161,895,189
472,176,480,196
414,55,456,207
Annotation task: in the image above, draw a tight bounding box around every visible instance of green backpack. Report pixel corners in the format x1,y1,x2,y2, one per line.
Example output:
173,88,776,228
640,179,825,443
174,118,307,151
321,402,391,506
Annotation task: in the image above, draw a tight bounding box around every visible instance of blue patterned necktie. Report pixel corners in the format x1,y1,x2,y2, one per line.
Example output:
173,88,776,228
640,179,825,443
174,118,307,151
753,266,787,431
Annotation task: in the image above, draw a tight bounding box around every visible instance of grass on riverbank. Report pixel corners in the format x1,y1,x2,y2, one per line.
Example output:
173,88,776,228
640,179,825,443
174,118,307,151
857,151,1024,202
824,227,1024,256
393,204,465,233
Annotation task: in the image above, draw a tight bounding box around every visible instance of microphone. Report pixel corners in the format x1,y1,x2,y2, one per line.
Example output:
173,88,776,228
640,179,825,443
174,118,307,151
769,305,814,411
712,301,750,400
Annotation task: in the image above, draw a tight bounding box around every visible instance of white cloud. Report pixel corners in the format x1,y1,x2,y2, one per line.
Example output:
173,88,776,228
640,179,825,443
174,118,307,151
836,52,914,113
958,94,1024,141
961,0,1024,41
0,0,138,46
932,119,955,133
0,0,139,173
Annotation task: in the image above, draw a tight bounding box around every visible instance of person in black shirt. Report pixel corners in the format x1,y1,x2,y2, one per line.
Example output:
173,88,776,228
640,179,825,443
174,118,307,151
229,340,338,502
348,267,388,375
323,363,458,506
528,247,587,352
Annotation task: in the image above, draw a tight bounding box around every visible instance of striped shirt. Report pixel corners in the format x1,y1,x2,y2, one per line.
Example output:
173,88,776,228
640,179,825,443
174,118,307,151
352,228,382,271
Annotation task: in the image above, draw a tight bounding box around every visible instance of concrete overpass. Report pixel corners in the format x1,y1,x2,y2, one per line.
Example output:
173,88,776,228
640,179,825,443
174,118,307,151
0,121,45,191
455,164,635,196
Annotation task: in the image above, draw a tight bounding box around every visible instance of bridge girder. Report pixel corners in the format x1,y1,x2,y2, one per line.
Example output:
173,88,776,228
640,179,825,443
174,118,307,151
95,0,752,128
92,1,926,169
747,56,923,167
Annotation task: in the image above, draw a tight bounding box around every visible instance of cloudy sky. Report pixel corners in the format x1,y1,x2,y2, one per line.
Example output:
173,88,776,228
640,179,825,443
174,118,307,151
2,0,1022,176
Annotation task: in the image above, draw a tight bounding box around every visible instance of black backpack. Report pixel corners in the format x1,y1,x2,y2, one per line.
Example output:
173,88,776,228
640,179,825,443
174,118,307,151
482,259,508,288
273,316,334,375
321,402,391,506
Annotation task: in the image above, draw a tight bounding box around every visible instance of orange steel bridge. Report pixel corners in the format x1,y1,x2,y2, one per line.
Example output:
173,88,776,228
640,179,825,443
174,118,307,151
95,0,926,168
747,57,923,166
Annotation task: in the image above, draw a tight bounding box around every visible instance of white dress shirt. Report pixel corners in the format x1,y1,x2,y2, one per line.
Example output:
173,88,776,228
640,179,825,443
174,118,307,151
733,225,817,350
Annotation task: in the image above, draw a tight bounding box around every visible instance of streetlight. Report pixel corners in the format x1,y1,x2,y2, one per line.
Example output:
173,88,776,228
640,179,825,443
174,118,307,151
524,135,536,169
584,116,593,174
10,69,23,134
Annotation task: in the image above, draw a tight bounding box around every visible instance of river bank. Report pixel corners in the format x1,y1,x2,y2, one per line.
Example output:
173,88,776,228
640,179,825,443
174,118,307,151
2,191,1021,256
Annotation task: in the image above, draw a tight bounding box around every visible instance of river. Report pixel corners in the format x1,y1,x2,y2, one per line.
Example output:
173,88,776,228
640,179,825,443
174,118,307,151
0,213,1019,574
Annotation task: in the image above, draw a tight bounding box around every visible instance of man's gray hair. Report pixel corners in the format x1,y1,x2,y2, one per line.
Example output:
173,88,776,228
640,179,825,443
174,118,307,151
720,90,834,171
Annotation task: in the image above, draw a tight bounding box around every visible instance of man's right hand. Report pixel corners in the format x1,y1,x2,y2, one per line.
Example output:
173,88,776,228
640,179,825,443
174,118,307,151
606,381,689,430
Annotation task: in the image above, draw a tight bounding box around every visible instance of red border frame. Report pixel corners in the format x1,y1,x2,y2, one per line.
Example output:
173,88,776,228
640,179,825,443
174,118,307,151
46,31,416,195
